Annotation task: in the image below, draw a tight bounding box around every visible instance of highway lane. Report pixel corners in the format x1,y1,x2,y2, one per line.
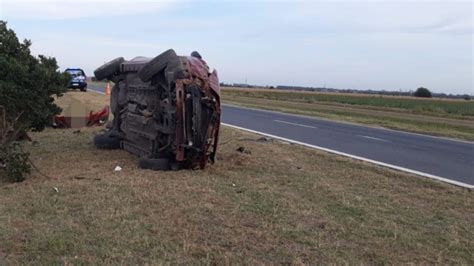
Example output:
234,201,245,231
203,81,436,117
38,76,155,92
222,105,474,188
88,84,474,188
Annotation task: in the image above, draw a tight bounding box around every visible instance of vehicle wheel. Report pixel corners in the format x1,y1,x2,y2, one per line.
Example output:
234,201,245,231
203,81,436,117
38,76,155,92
94,57,125,80
80,86,87,92
138,157,170,171
93,133,121,149
137,49,178,82
169,161,182,171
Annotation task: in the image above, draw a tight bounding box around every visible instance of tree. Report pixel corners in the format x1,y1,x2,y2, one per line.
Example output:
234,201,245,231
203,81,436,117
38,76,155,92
0,20,68,181
414,87,432,98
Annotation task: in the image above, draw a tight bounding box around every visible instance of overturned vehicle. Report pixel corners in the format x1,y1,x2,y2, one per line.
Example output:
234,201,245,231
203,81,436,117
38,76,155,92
93,49,221,170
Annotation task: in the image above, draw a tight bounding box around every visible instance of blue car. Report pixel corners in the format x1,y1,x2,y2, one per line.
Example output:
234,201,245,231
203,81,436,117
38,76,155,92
65,68,87,91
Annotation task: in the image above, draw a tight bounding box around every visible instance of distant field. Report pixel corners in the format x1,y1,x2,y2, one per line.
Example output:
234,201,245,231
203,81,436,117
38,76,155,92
222,87,474,140
223,88,474,118
1,91,473,264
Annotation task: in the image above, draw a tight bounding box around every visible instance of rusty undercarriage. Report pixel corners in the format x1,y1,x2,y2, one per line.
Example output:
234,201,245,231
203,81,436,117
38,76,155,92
93,49,221,170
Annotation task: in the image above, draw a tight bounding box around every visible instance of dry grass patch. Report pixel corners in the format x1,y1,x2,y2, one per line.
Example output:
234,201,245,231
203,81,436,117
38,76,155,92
0,91,472,264
55,90,110,114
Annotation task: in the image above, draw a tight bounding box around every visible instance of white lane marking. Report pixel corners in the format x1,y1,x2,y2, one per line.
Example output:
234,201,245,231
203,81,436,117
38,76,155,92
357,135,391,142
273,119,318,129
221,123,474,190
89,88,474,190
223,103,474,145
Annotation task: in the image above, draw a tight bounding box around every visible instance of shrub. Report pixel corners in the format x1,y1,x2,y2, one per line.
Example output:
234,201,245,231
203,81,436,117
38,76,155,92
0,20,68,182
414,87,432,98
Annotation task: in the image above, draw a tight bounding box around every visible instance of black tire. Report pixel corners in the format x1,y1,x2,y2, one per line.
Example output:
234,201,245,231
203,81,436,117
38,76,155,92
93,133,121,149
94,57,125,80
137,49,178,82
169,161,182,171
138,157,170,171
80,86,87,92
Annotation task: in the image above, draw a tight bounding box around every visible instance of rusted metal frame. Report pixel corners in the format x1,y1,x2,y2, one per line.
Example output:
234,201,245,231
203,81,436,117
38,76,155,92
207,70,221,164
173,57,222,166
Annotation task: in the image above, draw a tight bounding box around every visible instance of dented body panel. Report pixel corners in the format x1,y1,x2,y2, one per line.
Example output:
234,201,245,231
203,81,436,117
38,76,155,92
93,50,221,170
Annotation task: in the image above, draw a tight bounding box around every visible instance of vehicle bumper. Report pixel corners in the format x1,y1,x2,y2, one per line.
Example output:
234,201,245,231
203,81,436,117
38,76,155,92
68,82,87,88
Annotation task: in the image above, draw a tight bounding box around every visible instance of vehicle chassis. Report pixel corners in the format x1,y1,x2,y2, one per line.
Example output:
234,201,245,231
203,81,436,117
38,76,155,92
93,49,221,170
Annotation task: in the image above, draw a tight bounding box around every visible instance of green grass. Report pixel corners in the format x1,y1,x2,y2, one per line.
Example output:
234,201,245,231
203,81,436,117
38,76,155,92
1,126,473,264
223,88,474,118
1,91,473,264
222,88,474,140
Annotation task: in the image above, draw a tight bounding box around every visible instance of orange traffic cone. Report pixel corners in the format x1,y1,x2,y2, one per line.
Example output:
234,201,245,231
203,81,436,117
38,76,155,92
105,82,111,96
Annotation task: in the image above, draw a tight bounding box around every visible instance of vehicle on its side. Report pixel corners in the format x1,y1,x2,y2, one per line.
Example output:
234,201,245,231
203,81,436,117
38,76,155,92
93,49,221,171
65,68,88,91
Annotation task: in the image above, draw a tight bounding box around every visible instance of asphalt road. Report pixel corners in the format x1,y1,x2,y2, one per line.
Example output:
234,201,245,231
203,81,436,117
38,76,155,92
88,84,474,188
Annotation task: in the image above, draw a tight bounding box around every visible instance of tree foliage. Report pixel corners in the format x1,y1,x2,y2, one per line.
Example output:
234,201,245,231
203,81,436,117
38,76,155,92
0,20,68,182
414,87,432,98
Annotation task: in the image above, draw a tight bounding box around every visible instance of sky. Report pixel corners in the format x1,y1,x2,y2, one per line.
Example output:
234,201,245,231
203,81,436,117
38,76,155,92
0,0,472,94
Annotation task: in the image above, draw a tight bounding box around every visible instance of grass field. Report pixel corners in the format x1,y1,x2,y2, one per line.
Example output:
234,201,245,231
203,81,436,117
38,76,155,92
0,91,473,264
222,88,474,140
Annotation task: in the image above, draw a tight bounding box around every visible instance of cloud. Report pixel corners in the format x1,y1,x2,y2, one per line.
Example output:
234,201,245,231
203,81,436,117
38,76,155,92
0,0,176,20
90,36,165,50
2,0,471,93
269,1,473,35
422,18,473,35
25,33,168,75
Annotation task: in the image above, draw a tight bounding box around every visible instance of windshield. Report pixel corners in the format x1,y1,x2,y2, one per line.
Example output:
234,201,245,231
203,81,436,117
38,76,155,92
66,69,85,77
